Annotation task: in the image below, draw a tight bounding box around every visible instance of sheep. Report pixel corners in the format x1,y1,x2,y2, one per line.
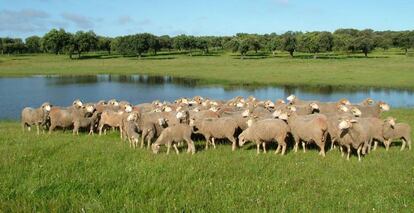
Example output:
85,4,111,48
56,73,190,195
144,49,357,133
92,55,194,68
139,117,168,149
351,101,390,118
72,111,101,135
151,124,196,155
190,117,239,151
278,111,328,156
21,102,52,135
287,95,350,114
382,117,411,151
48,100,89,133
337,118,370,161
122,112,140,148
238,118,290,155
288,103,319,115
98,110,126,137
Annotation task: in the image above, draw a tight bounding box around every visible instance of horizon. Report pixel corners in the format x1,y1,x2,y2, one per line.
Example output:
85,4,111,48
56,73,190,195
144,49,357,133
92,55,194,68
1,0,414,38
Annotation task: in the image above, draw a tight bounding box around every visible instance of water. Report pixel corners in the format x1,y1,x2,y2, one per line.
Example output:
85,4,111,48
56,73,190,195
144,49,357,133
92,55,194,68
1,74,413,119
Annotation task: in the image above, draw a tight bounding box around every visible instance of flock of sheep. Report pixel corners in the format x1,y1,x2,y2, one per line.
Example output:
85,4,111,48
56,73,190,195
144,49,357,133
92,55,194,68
21,95,411,161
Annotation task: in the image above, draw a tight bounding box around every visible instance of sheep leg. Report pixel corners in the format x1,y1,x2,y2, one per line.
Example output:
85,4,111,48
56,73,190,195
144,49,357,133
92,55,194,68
173,144,180,154
262,142,267,154
229,136,237,151
401,139,406,151
140,134,145,148
408,140,412,150
340,146,344,157
98,124,103,136
281,145,286,155
319,144,326,157
204,135,210,150
302,142,306,153
48,124,56,134
275,144,281,154
166,143,171,155
256,143,260,154
128,138,132,148
357,146,362,162
293,137,299,153
373,141,378,151
385,139,390,151
211,137,216,149
183,137,196,154
36,124,40,135
28,126,31,132
346,145,351,161
147,137,152,150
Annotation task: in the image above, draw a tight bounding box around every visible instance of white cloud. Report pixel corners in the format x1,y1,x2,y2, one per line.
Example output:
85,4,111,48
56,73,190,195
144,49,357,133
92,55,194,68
61,12,94,29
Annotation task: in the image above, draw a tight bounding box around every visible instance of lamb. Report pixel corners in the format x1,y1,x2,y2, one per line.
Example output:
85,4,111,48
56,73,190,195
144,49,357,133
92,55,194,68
382,117,411,151
190,117,239,151
72,111,101,135
151,124,196,155
337,118,370,161
21,102,52,135
238,118,290,155
278,111,328,156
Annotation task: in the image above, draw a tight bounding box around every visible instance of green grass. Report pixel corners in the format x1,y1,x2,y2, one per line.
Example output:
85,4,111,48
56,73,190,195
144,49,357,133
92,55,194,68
1,50,414,89
1,109,413,211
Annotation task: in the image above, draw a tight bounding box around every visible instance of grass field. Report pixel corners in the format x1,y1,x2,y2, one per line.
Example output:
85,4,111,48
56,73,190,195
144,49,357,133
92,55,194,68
0,109,413,211
1,50,414,89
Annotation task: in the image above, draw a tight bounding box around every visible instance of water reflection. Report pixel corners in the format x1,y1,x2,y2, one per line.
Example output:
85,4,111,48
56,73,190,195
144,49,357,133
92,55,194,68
0,74,413,119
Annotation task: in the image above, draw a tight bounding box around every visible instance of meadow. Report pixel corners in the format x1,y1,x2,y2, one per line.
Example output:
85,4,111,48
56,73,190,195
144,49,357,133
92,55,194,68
0,109,413,211
0,49,414,89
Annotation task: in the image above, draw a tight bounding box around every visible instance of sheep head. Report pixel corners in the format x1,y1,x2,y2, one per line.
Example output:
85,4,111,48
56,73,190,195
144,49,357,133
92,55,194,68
379,102,390,111
338,118,357,130
286,94,296,103
350,107,362,117
41,102,52,112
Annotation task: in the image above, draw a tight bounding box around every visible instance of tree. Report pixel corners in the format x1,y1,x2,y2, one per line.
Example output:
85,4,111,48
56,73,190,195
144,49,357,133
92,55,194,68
97,36,112,55
393,31,414,55
25,36,42,53
246,35,261,53
72,31,98,58
42,28,71,54
238,39,250,59
266,36,280,55
0,38,3,54
224,38,240,53
355,29,375,57
298,31,333,58
2,38,26,54
159,35,173,51
131,33,150,58
333,33,355,54
173,35,197,56
196,37,209,54
147,34,161,55
374,33,392,51
281,31,298,57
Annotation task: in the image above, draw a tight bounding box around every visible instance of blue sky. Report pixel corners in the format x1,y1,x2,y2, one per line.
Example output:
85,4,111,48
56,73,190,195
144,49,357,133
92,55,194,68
1,0,413,38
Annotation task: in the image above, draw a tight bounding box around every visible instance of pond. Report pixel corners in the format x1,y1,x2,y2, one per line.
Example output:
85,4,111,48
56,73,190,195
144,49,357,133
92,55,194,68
1,74,413,119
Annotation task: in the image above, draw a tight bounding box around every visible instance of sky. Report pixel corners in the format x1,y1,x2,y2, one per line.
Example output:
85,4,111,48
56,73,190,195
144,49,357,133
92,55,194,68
1,0,413,38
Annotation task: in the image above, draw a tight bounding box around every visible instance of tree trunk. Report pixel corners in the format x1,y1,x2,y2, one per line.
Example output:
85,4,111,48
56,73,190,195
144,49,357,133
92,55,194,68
272,50,275,56
289,51,294,57
138,53,142,59
364,51,368,57
78,51,81,59
189,49,192,56
405,48,408,56
313,52,317,59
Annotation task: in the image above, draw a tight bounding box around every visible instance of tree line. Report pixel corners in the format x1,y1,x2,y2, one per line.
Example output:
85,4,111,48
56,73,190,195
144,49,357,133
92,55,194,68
1,28,414,59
